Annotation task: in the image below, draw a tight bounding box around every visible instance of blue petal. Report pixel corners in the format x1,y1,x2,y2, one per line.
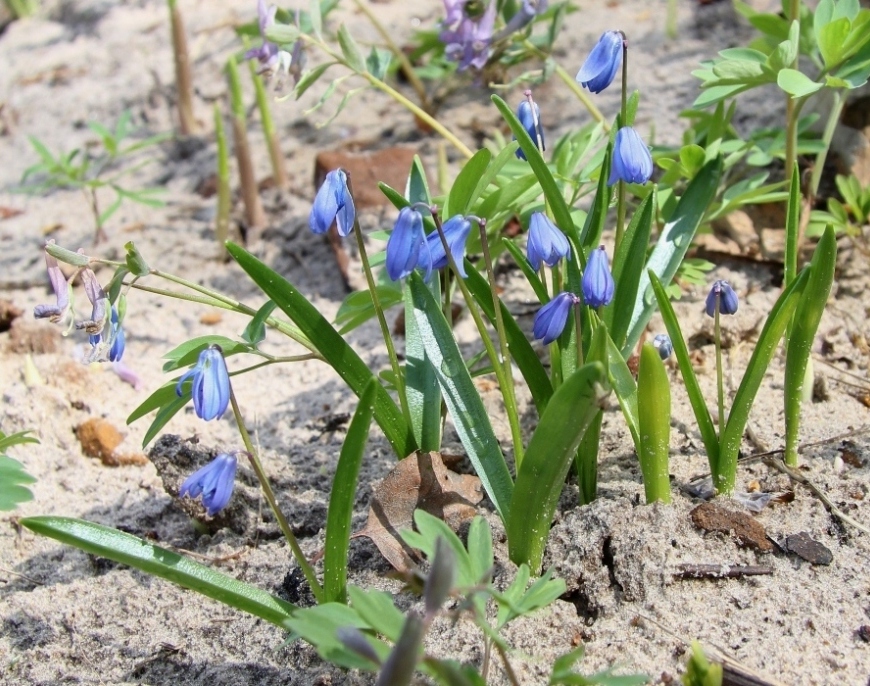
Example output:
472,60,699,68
705,280,738,317
309,170,352,235
179,453,238,516
527,212,568,269
533,292,575,344
575,31,622,93
386,208,425,281
609,127,652,186
581,246,615,308
426,215,472,278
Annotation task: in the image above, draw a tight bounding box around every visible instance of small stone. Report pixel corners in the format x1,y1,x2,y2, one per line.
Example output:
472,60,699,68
690,502,773,552
857,626,870,643
199,311,223,325
76,417,125,466
0,299,22,332
784,532,833,566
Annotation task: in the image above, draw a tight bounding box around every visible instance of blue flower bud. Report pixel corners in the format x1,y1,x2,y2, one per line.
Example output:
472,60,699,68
179,452,238,516
176,346,231,421
652,333,673,360
575,30,623,94
309,169,356,237
705,280,738,317
581,246,615,308
526,212,570,270
386,207,427,281
515,100,545,161
422,215,472,280
608,127,653,186
533,291,578,344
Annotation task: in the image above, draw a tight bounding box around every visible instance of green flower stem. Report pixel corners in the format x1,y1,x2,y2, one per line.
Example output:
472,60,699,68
574,302,584,369
808,90,845,201
549,267,563,388
228,388,324,604
249,61,289,189
477,220,523,468
432,214,525,468
349,0,430,111
521,39,608,130
214,105,231,251
614,36,629,253
347,175,413,432
714,305,725,439
783,0,801,187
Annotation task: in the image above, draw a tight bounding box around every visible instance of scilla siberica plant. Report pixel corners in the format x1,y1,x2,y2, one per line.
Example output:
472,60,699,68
22,1,841,681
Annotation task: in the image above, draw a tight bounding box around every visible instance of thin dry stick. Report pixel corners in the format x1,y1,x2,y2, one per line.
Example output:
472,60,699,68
168,0,196,135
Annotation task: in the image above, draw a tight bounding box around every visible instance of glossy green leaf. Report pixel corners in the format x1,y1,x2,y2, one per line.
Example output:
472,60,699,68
324,380,377,603
445,148,491,218
227,242,415,458
241,300,277,346
636,343,672,504
21,517,295,627
408,275,513,519
784,163,801,289
784,226,837,465
405,155,431,205
508,362,608,572
604,333,639,448
624,157,722,356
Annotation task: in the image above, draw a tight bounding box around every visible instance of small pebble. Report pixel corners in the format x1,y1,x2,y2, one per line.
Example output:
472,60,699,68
784,532,833,566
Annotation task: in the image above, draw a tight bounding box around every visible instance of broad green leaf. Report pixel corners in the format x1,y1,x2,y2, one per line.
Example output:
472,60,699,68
285,603,382,670
818,17,851,68
366,47,392,81
467,516,493,583
403,278,442,451
162,335,251,372
623,157,722,356
264,22,300,45
227,242,415,458
508,362,608,572
401,509,475,587
777,68,823,98
347,586,405,642
636,343,672,504
445,148,491,218
324,380,377,603
22,517,295,627
337,24,366,72
405,155,431,205
784,226,837,465
408,275,513,519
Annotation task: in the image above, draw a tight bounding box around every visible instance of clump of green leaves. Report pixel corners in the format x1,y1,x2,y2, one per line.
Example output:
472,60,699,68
19,111,168,242
0,430,39,511
682,642,722,686
809,172,870,238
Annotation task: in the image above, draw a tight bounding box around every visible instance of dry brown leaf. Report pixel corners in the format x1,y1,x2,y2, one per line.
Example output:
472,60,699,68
353,451,483,572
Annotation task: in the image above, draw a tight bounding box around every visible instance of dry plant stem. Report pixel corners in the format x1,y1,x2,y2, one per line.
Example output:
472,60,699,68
169,0,196,135
674,564,773,580
229,388,325,603
227,60,266,233
349,0,430,111
214,104,231,251
249,62,289,189
494,640,521,686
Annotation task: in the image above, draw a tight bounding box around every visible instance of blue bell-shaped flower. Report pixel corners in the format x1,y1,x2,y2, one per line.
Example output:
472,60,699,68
179,452,239,516
526,212,570,270
423,215,473,280
386,207,427,281
575,30,623,94
581,246,615,308
532,291,578,344
515,100,545,161
705,280,738,317
176,346,231,421
608,127,653,186
309,169,356,236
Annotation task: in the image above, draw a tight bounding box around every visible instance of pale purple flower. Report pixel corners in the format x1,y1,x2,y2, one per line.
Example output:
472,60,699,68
33,249,71,326
440,0,497,71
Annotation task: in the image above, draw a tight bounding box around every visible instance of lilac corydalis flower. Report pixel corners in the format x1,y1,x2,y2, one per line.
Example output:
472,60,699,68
386,207,428,281
176,346,231,421
33,249,71,327
533,291,579,344
526,212,569,270
75,267,108,336
244,0,283,71
575,30,623,94
581,246,614,308
705,280,738,317
309,169,355,236
440,0,497,71
608,127,653,186
179,452,239,516
422,214,472,280
515,98,544,161
491,0,549,42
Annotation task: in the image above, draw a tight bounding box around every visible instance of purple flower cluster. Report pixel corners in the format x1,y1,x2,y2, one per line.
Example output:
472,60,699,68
439,0,497,71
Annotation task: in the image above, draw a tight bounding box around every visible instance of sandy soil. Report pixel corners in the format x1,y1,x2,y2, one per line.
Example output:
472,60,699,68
1,0,869,684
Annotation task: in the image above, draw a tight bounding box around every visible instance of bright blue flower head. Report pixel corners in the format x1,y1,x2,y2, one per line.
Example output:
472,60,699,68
652,333,673,360
705,280,738,317
89,307,125,362
582,246,614,308
309,169,356,237
533,291,579,344
179,452,238,516
608,127,653,186
422,215,472,281
515,100,545,161
176,346,231,421
526,212,569,270
575,30,623,94
386,207,427,281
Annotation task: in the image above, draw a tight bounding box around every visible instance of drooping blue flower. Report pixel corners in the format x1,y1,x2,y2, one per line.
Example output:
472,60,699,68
526,212,569,270
652,333,673,360
89,307,125,362
575,30,623,94
515,100,545,161
440,0,497,71
608,127,653,186
179,452,239,516
176,346,231,421
309,169,356,236
386,207,427,281
422,215,473,280
533,291,579,344
705,280,738,317
582,246,615,308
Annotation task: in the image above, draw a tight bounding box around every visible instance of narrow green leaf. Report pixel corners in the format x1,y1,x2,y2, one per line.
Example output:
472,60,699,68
308,0,322,36
624,157,722,356
784,163,800,289
324,380,377,603
502,237,548,304
578,140,613,252
405,155,431,206
466,142,519,212
636,343,672,504
404,279,442,451
508,362,608,572
604,333,639,447
784,226,837,465
227,242,415,458
21,517,295,627
408,274,513,520
445,148,491,218
467,516,494,583
241,300,277,346
141,395,189,447
337,24,366,72
295,63,334,99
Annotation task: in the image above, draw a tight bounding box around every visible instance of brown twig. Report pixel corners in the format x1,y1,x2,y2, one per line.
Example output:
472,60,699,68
673,563,773,580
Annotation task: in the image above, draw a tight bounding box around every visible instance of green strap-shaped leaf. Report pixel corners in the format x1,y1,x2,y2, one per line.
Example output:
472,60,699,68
408,274,513,520
624,158,722,356
578,140,613,253
718,268,809,492
21,517,295,627
508,362,608,572
784,225,837,465
445,148,491,218
227,242,415,458
604,332,640,447
464,264,553,414
324,380,377,604
784,163,801,289
637,343,672,504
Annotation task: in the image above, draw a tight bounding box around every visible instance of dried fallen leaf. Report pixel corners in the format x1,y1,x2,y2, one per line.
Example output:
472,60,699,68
690,502,773,552
353,451,482,572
